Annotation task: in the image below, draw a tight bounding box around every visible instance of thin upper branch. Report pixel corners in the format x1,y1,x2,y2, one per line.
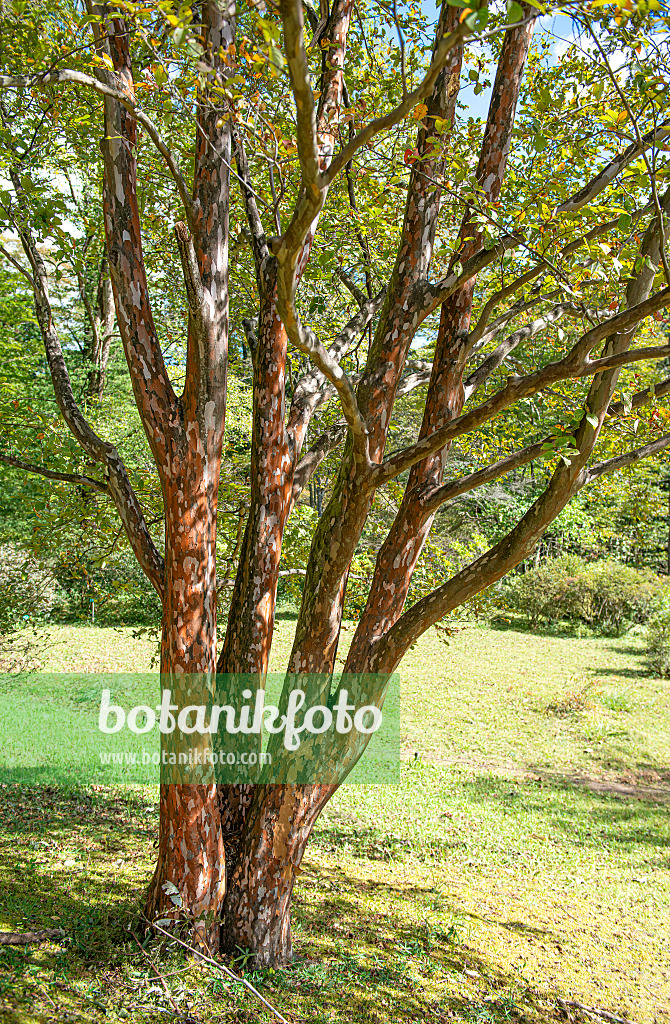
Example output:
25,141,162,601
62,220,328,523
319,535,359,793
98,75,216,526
557,120,670,214
0,454,109,493
321,20,470,188
0,244,35,287
233,128,270,275
586,432,670,481
0,69,195,225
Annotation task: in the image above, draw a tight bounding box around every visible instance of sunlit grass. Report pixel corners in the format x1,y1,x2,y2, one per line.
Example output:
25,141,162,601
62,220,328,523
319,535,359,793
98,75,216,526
0,621,668,1022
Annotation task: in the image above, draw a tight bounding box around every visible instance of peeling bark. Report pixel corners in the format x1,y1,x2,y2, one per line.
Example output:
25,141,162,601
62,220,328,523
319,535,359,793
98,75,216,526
346,10,536,670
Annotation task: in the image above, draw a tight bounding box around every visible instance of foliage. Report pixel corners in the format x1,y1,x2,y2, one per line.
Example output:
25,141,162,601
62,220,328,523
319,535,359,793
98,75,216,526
644,586,670,676
52,548,163,626
0,543,57,671
504,555,662,633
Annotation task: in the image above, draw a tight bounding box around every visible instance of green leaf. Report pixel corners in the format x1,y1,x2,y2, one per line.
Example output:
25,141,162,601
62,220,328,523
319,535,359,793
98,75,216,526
465,8,489,30
507,1,524,22
268,42,285,71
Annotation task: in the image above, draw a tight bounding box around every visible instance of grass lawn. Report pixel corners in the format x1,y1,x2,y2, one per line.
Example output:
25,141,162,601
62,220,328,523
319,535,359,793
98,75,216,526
0,620,668,1023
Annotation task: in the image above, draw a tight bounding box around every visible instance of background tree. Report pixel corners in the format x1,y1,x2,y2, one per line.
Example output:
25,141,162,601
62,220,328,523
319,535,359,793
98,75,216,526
1,0,670,965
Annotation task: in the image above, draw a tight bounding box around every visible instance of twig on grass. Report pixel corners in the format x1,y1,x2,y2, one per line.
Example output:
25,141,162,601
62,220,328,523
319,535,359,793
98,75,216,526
0,928,62,945
145,917,289,1024
132,932,187,1020
558,998,635,1024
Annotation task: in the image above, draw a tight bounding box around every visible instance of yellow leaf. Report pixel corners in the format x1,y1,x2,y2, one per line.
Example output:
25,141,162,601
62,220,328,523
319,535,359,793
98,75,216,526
413,103,428,121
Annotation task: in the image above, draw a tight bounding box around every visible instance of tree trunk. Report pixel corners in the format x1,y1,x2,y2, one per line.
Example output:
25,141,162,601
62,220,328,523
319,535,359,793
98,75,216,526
145,467,226,952
220,783,331,965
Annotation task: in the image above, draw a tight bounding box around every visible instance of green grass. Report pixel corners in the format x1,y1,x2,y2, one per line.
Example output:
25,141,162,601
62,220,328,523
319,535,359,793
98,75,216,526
0,621,668,1023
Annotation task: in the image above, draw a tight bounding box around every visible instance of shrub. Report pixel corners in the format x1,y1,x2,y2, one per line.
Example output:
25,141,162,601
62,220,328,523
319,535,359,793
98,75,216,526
505,556,661,633
52,548,162,626
0,544,57,672
645,589,670,676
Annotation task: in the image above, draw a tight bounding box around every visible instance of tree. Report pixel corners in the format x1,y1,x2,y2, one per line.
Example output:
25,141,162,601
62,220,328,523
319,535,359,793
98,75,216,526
1,0,670,966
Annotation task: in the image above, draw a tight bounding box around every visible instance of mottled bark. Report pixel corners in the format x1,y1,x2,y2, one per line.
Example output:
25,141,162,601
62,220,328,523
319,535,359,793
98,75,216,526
346,10,536,669
216,0,357,954
289,1,465,675
220,783,332,963
219,265,292,677
219,2,466,961
95,8,232,943
146,461,226,949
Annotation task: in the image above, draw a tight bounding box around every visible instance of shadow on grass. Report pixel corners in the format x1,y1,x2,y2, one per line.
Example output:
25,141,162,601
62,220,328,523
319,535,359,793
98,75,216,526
488,615,649,648
0,762,157,790
589,664,651,681
458,772,670,851
487,615,597,639
290,861,570,1023
313,766,670,871
0,784,612,1024
274,609,299,621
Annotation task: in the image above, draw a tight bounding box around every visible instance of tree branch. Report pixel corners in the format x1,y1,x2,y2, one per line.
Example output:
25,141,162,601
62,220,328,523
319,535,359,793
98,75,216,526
321,20,477,189
15,214,165,597
608,377,670,417
0,69,194,225
370,286,670,487
411,233,522,322
233,128,270,276
336,266,366,308
420,440,547,515
0,244,35,288
288,286,386,444
292,423,348,501
0,454,109,493
586,432,670,482
464,301,594,399
557,120,670,214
